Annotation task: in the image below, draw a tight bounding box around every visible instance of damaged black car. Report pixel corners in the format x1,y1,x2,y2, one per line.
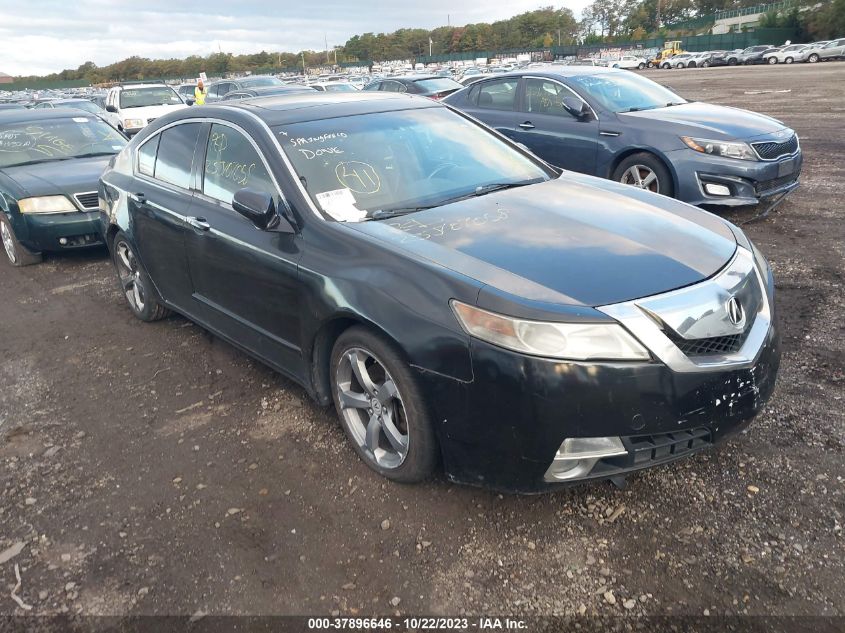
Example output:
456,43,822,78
98,92,780,492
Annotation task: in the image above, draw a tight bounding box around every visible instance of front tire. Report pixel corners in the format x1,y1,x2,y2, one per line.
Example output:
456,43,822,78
330,326,437,483
612,152,674,198
728,58,737,66
768,57,778,64
111,231,170,322
808,53,819,63
0,214,41,267
785,57,794,64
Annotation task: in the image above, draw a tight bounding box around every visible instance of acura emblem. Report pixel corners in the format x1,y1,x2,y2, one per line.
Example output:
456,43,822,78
726,297,746,328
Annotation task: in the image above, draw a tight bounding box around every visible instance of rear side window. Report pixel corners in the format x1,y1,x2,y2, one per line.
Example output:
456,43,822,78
153,123,202,189
137,135,160,177
202,123,275,205
477,79,518,111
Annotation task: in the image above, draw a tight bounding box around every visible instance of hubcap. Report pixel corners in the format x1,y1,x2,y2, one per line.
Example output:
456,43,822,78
1,221,16,264
621,165,660,193
115,240,146,312
335,347,409,469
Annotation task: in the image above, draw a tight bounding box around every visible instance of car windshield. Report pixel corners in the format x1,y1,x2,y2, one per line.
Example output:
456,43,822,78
64,101,102,114
274,107,551,221
119,87,182,108
414,78,462,92
323,83,358,92
568,72,686,113
0,116,127,168
241,76,284,88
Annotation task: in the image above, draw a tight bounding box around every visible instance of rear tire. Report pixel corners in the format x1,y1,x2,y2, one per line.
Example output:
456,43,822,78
638,63,645,69
111,231,170,322
768,57,778,64
612,152,674,198
808,53,819,63
728,58,737,66
785,57,794,64
0,214,41,267
330,326,437,483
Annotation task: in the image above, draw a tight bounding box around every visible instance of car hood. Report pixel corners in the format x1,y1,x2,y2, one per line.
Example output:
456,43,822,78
620,102,786,141
2,154,113,198
119,103,187,121
348,175,737,307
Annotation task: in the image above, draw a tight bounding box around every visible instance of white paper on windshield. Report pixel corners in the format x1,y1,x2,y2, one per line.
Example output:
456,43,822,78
72,117,90,123
112,145,123,150
315,188,367,222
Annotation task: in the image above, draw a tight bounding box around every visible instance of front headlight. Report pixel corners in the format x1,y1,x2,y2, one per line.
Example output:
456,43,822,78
682,136,757,161
18,196,76,214
123,118,145,129
451,300,650,361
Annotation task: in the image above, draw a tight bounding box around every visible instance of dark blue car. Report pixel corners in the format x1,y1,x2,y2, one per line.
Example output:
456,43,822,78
444,66,801,207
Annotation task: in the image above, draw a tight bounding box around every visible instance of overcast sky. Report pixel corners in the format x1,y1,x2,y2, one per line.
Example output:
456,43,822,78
0,1,591,76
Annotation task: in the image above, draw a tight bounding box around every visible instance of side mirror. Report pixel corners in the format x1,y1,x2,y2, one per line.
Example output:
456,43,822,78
232,188,294,233
562,96,589,119
106,104,117,113
186,98,195,106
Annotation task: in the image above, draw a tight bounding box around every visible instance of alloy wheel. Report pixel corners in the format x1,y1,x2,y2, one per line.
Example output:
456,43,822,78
620,165,660,193
1,221,17,264
335,347,409,470
115,240,146,313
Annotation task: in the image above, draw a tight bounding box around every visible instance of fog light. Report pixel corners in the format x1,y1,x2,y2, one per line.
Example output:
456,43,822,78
543,436,627,482
704,183,731,196
59,237,68,245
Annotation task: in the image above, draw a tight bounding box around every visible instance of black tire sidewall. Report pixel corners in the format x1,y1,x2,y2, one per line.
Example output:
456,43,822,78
0,214,40,267
612,152,674,198
330,326,438,483
111,231,166,322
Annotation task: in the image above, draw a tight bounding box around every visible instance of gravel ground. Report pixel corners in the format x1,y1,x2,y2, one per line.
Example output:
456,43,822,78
0,63,843,621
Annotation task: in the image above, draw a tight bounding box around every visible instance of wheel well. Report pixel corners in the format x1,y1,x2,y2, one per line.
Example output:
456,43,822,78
105,224,121,252
309,315,402,407
608,149,678,193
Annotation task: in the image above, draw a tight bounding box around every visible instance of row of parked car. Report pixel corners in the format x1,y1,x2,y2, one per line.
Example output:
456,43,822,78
0,62,789,491
657,38,845,68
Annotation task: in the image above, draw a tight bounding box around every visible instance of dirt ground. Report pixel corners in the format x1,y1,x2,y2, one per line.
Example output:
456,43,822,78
1,63,843,621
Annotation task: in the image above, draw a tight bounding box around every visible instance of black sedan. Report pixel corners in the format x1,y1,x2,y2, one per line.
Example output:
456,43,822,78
1,109,127,266
221,85,317,101
206,75,286,102
363,75,462,100
444,66,802,208
98,92,780,492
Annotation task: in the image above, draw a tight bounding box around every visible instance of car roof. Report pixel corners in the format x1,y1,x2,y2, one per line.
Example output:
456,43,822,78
481,64,626,79
0,107,101,124
193,92,439,126
114,83,169,90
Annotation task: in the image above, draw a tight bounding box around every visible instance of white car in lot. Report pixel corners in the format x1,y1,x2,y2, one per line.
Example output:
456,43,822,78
664,53,693,69
609,55,647,70
764,44,812,64
104,83,187,136
818,37,845,60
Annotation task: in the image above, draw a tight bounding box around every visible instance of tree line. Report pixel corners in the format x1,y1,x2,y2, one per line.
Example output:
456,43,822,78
13,1,840,83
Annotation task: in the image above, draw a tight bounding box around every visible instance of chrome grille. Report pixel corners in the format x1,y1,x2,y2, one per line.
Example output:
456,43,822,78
73,191,99,210
752,135,798,160
674,333,745,357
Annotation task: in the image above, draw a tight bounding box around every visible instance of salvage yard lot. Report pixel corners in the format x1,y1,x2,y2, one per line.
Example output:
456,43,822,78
1,64,843,618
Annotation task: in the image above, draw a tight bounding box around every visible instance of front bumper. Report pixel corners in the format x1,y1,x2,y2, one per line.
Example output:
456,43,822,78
420,321,779,493
669,147,802,207
17,211,103,252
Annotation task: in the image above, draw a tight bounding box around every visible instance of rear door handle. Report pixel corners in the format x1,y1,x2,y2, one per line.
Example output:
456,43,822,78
186,216,211,231
519,121,535,130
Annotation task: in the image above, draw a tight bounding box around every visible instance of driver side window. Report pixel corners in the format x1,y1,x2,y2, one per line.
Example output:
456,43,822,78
202,124,276,205
524,79,577,118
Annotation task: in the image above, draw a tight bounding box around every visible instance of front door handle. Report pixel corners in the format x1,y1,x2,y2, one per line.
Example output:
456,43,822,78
128,192,146,203
518,121,535,130
186,216,211,231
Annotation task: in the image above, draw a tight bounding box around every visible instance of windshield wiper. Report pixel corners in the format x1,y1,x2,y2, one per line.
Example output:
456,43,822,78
5,156,76,167
368,179,545,221
665,101,685,107
75,151,119,158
